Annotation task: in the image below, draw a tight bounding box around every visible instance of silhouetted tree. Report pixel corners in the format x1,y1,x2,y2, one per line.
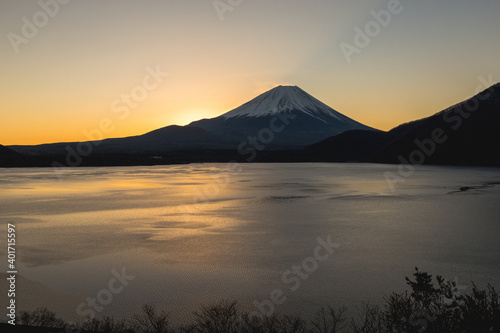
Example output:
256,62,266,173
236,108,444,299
19,307,65,328
132,304,171,333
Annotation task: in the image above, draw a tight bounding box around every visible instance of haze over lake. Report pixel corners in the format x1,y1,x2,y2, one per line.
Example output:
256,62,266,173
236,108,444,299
1,163,500,324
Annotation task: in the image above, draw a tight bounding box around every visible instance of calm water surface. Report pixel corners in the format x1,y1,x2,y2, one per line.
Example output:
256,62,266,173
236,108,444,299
1,163,499,324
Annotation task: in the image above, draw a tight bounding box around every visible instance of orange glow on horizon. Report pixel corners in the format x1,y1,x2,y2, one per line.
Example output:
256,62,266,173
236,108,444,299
0,85,480,146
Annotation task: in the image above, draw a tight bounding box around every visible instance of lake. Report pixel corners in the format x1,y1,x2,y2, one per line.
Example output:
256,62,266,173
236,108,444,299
1,163,500,325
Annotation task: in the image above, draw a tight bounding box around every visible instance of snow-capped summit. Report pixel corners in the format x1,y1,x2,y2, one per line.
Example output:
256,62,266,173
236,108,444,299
188,85,377,148
222,85,344,123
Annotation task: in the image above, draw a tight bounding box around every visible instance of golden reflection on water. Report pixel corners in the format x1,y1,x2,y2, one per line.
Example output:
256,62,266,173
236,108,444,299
127,202,244,241
0,167,247,270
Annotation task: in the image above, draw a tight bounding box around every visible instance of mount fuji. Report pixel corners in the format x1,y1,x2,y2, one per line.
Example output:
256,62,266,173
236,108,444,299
5,82,500,167
9,85,375,158
188,85,377,148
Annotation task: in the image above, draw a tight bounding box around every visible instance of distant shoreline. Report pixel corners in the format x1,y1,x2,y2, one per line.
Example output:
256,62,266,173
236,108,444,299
2,149,500,169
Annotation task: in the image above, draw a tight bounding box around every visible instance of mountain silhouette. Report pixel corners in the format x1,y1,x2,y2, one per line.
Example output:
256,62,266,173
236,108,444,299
10,125,229,156
5,82,500,167
0,144,19,157
10,86,376,156
307,83,500,166
188,85,377,148
0,144,33,167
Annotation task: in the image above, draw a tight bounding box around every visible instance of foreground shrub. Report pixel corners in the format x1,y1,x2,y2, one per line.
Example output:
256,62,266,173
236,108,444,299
19,307,65,328
12,268,500,333
190,300,241,333
131,304,171,333
81,315,132,333
387,268,499,332
310,306,348,333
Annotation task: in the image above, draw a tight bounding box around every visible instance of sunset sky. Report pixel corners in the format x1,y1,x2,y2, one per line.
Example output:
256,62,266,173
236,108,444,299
1,0,499,145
